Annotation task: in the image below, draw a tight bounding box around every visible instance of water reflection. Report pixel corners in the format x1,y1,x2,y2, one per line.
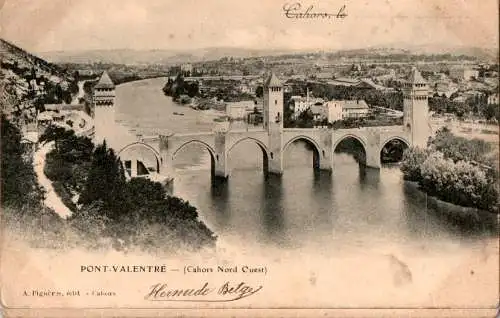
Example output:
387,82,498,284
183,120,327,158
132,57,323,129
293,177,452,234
169,139,497,254
118,78,498,270
210,178,231,230
311,170,334,236
358,164,380,189
260,174,286,245
402,180,499,240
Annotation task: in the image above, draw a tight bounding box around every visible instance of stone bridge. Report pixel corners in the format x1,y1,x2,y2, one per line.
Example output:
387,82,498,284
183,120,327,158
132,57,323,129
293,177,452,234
112,68,429,182
118,126,410,180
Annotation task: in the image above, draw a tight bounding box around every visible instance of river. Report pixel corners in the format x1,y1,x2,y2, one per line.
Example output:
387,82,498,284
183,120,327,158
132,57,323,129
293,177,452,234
113,77,499,307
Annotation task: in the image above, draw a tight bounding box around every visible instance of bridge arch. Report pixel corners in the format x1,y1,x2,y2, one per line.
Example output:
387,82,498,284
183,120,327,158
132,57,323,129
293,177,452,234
228,137,270,157
171,140,217,177
379,136,410,163
117,142,161,177
333,134,367,165
171,140,216,160
380,136,410,150
333,134,367,151
283,135,322,169
227,136,270,174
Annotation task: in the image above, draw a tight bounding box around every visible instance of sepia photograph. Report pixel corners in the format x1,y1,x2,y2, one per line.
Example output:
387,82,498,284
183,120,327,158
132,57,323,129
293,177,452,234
0,0,499,317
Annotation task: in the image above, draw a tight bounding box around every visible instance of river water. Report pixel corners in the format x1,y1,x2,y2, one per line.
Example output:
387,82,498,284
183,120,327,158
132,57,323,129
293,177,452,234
113,77,499,307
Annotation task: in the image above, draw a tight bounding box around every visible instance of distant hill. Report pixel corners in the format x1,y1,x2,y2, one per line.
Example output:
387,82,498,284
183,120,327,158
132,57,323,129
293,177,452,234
38,47,297,65
365,43,499,62
38,44,499,65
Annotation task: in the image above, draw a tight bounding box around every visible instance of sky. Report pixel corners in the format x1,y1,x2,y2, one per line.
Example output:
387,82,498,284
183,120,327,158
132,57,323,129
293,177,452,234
0,0,498,53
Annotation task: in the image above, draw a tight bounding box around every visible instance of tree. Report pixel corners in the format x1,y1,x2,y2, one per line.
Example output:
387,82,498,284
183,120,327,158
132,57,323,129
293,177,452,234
430,127,492,165
39,125,74,152
255,86,263,98
78,141,127,220
294,109,314,128
186,82,199,98
483,103,498,121
1,114,43,207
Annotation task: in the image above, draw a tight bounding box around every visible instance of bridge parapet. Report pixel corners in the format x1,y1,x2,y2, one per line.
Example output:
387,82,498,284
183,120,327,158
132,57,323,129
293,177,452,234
170,131,215,137
119,124,412,182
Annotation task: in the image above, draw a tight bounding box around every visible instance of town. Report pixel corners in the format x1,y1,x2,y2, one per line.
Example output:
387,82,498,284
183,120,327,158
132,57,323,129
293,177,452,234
1,0,499,311
1,36,499,255
4,37,498,141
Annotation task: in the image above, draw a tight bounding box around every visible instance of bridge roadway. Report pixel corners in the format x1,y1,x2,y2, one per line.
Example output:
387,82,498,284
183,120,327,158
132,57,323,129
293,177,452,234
117,125,411,181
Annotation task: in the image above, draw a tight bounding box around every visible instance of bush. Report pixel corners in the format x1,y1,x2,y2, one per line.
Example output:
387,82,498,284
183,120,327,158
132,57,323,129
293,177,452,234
400,147,429,181
401,146,499,213
430,127,492,165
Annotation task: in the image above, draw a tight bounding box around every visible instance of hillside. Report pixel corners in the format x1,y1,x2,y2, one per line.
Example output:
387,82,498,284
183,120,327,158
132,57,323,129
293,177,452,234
0,39,69,77
0,38,77,125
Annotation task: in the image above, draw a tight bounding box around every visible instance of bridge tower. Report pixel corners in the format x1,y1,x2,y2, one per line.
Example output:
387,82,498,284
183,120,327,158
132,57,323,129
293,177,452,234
263,72,284,174
403,67,430,148
92,71,116,144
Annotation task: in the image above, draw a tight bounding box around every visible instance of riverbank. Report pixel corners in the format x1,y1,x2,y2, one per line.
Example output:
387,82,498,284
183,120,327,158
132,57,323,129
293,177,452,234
404,181,499,233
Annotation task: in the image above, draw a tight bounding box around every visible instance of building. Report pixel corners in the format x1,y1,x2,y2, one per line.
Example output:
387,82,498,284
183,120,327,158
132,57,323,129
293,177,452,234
449,66,479,81
488,92,499,105
289,93,324,118
226,100,254,119
341,100,370,119
310,104,327,121
180,63,193,75
433,79,459,98
315,72,333,81
325,100,343,122
327,77,360,87
238,83,254,94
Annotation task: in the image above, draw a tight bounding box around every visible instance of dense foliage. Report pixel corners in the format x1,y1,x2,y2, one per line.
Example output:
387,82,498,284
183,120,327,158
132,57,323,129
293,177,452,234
2,119,215,254
162,74,199,101
430,127,495,166
1,114,43,207
40,127,216,252
401,128,498,213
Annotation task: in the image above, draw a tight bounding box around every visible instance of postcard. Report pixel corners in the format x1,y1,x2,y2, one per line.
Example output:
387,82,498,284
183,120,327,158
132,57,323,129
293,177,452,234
0,0,498,317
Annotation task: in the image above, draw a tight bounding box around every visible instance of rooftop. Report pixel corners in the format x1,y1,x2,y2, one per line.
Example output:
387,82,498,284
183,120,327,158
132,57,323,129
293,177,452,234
95,71,115,89
264,72,282,87
408,67,427,84
341,100,369,109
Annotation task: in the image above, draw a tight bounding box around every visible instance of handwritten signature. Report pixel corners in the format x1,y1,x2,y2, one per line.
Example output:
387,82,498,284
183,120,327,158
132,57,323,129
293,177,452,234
283,2,348,20
145,282,263,302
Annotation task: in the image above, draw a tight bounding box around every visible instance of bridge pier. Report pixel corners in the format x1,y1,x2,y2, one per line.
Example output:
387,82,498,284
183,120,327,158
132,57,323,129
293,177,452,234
319,156,332,171
365,152,382,169
268,152,283,175
268,130,284,175
318,130,333,172
214,132,230,179
364,131,382,169
130,159,138,177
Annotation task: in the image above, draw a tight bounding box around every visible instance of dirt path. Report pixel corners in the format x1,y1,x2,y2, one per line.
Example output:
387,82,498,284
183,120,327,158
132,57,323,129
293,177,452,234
33,141,72,218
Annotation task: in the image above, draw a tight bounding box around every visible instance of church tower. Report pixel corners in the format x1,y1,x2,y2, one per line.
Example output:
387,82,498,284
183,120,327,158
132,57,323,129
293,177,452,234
403,67,430,148
263,71,284,174
92,71,116,144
